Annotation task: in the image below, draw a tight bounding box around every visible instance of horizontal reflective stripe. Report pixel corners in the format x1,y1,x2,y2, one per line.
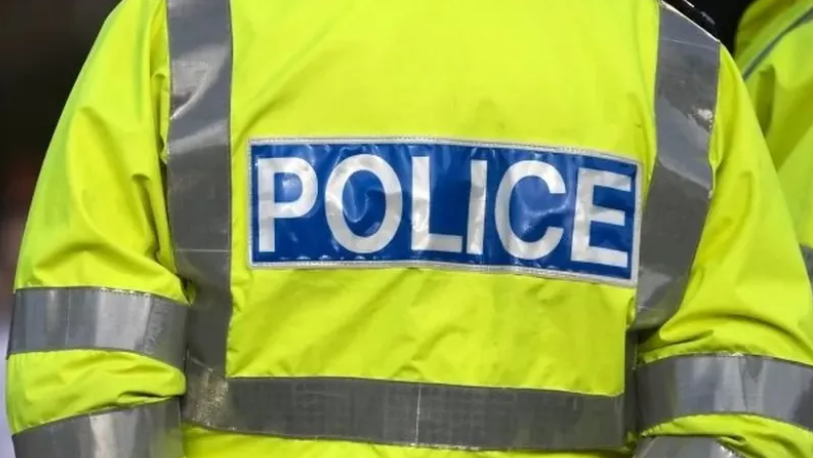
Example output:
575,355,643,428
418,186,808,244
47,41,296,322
635,436,742,458
638,354,813,431
183,359,626,451
802,245,813,284
9,288,188,369
13,399,182,458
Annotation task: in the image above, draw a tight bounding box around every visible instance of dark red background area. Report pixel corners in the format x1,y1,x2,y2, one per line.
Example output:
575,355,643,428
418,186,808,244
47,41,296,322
0,0,119,174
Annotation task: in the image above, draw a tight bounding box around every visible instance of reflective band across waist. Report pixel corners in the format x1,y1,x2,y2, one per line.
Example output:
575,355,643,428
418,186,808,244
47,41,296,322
637,354,813,432
12,399,183,458
183,359,626,451
635,436,743,458
9,288,188,370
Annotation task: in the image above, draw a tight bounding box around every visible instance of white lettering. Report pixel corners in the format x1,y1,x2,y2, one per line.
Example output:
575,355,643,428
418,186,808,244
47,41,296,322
411,156,463,253
572,168,631,268
467,160,488,255
258,157,317,253
495,161,565,260
325,154,403,253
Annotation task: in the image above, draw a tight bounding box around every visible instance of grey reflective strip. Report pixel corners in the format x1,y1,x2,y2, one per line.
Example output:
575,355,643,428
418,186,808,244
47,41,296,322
638,354,813,432
9,288,188,369
802,245,813,284
13,400,182,458
742,6,813,79
634,4,720,330
166,0,233,373
183,359,626,451
624,334,639,435
635,436,743,458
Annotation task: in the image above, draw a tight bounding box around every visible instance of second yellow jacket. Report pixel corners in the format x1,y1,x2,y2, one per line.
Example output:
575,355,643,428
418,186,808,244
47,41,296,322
737,0,813,272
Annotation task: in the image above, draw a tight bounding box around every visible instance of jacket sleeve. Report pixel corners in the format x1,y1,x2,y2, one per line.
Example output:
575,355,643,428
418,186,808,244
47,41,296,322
5,1,187,457
736,13,813,268
633,45,813,457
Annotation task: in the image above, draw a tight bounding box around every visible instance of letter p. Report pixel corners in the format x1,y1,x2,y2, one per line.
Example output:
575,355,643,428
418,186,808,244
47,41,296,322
256,157,318,253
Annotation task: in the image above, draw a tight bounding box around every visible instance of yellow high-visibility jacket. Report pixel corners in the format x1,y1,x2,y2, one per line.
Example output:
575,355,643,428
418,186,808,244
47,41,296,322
736,0,813,276
8,1,813,457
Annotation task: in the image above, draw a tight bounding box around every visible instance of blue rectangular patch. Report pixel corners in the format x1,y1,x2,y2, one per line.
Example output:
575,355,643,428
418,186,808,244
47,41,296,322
249,138,640,285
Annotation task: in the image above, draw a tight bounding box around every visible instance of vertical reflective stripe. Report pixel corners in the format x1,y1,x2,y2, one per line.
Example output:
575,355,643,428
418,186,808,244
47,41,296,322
802,245,813,285
742,6,813,79
624,334,639,435
166,0,233,373
637,354,813,432
635,436,743,458
9,288,188,370
634,4,721,330
12,400,182,458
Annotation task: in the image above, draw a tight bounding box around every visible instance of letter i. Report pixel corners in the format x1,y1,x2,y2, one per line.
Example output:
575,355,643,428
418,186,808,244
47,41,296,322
467,160,487,255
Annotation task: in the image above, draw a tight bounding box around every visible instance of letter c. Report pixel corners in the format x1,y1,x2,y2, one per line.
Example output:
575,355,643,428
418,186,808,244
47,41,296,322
495,161,565,260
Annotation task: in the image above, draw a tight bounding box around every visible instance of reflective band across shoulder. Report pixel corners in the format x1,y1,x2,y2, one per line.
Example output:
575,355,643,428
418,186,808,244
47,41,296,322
166,0,234,373
9,288,188,370
634,3,720,330
637,354,813,432
635,436,743,458
12,399,183,458
183,359,626,451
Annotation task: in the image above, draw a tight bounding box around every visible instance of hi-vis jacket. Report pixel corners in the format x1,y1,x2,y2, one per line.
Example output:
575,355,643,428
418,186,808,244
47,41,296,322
736,0,813,281
8,1,813,457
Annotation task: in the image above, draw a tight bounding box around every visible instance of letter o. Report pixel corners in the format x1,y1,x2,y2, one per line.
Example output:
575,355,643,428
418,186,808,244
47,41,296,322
325,154,403,253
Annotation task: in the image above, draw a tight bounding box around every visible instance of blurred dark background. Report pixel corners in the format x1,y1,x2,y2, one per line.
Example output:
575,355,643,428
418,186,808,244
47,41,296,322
691,0,754,50
1,1,117,160
0,1,754,457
